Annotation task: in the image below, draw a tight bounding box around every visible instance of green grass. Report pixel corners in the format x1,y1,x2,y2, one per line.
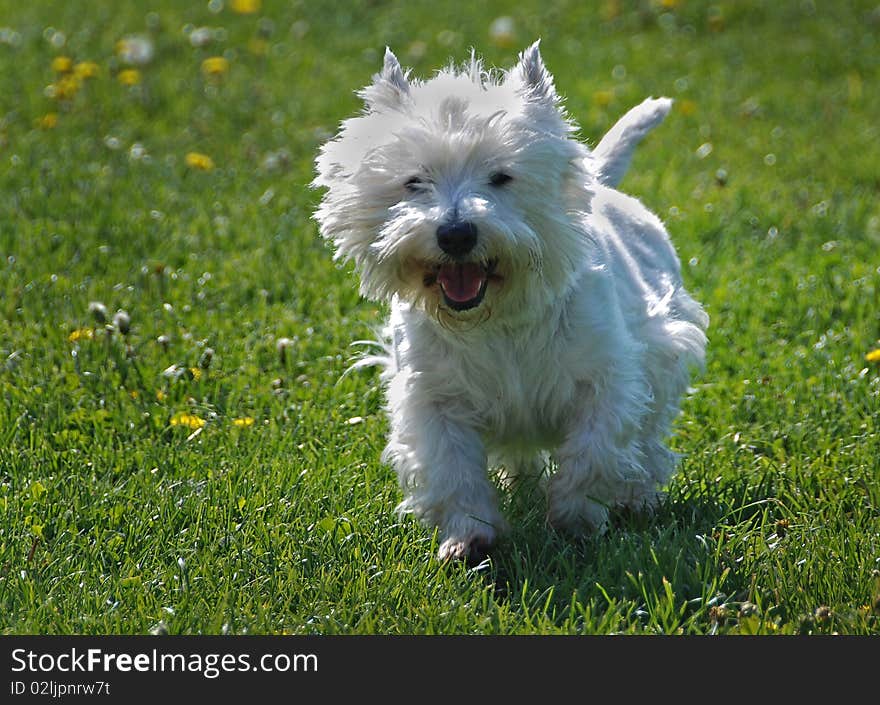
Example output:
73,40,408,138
1,0,879,635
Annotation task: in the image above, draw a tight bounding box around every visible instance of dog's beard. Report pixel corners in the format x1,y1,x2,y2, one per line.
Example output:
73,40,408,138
349,200,595,335
386,254,504,326
364,215,549,327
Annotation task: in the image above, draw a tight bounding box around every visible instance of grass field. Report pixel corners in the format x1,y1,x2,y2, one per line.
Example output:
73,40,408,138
1,0,879,635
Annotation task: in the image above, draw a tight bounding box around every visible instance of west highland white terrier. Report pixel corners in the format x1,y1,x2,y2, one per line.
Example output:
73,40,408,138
313,42,708,563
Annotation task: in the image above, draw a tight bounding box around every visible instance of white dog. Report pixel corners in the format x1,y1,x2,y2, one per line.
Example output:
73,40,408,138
313,42,708,563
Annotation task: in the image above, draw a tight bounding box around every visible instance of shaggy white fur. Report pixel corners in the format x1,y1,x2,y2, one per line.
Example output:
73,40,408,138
314,41,708,563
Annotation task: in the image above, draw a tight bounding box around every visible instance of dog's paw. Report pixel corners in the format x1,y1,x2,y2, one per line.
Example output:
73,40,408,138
547,496,610,535
617,486,665,514
437,535,493,566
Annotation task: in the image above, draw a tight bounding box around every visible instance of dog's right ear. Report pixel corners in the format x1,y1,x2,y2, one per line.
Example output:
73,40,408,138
508,40,558,105
358,48,411,111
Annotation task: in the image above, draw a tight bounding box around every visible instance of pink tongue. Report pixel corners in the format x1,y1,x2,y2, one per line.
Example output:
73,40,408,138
438,263,486,303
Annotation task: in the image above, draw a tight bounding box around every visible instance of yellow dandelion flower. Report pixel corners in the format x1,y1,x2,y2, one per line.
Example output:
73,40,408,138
189,367,203,381
866,349,880,363
37,112,59,130
601,0,622,21
156,389,167,402
170,412,205,430
185,152,215,171
593,89,614,107
74,61,100,80
231,0,262,14
51,55,73,73
679,99,697,116
52,75,81,100
129,390,140,399
660,0,681,8
707,8,726,33
68,327,94,343
232,416,255,428
118,69,141,86
201,56,229,78
847,72,863,104
248,38,268,56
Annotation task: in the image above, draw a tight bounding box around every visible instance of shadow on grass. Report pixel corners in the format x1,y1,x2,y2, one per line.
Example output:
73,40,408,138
470,476,775,632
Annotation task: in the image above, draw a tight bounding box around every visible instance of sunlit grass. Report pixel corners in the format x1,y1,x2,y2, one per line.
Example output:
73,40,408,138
0,0,878,635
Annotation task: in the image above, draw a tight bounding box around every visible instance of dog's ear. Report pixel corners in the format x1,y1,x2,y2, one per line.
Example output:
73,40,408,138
379,48,410,95
508,40,558,105
359,48,411,111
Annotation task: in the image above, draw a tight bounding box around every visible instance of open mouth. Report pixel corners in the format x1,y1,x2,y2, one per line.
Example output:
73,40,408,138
425,259,498,312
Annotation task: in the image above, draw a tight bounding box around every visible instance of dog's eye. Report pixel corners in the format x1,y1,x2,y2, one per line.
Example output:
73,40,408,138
489,171,513,187
405,176,428,192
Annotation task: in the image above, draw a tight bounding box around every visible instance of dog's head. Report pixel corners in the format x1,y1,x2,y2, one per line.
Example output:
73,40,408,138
313,41,593,326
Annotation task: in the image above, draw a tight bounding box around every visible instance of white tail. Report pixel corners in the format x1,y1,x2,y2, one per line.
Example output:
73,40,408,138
591,97,672,187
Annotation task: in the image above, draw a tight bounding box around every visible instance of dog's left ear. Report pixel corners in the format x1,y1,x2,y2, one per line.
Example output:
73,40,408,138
508,40,558,104
359,47,411,111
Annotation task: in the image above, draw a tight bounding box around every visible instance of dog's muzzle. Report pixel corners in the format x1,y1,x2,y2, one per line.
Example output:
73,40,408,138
428,221,497,312
436,220,477,258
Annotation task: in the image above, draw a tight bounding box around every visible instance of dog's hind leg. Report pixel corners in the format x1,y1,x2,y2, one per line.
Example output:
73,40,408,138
547,369,654,534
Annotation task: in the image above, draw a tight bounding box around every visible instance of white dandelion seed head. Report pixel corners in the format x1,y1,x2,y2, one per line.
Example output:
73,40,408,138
113,309,131,335
88,301,109,324
129,142,148,161
189,26,214,48
489,16,516,43
198,347,214,368
162,363,184,379
117,35,154,66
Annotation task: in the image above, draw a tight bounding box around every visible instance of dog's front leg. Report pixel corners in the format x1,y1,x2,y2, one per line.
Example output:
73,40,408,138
383,400,505,563
548,373,652,534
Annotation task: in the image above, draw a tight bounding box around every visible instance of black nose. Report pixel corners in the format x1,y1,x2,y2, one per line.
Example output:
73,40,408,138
436,221,478,258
